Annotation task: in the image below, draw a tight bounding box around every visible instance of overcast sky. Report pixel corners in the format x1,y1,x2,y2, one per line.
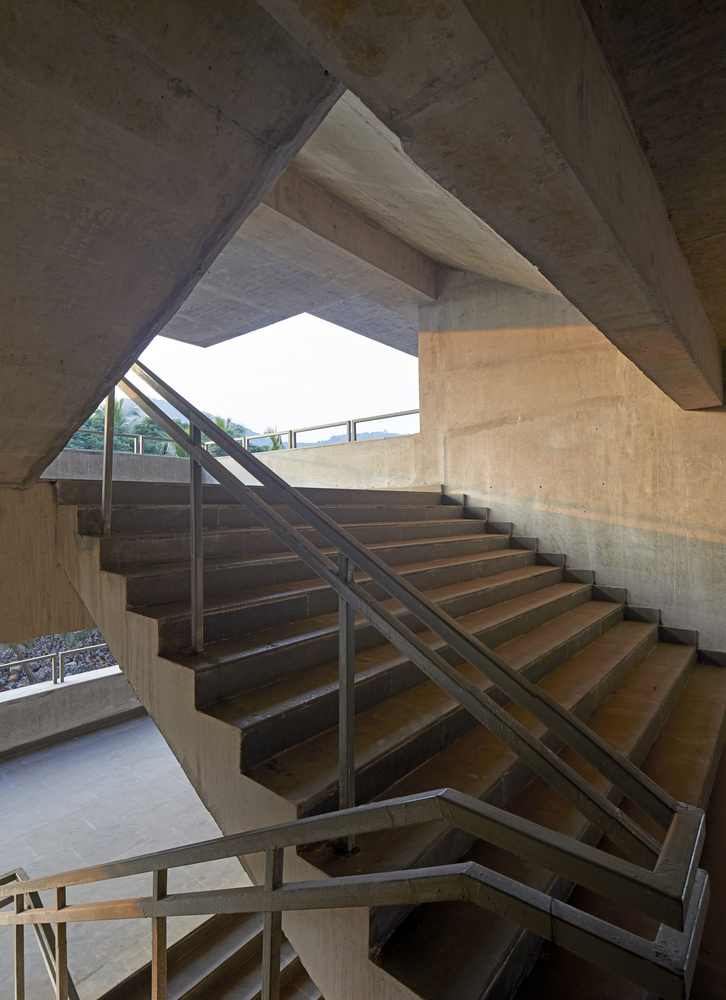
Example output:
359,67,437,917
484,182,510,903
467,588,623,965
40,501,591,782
137,314,420,435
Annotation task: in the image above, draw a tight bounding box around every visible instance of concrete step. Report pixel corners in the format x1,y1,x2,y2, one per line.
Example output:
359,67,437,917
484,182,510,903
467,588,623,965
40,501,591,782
55,479,446,509
83,502,468,543
204,937,301,1000
377,642,697,1000
186,579,595,705
243,614,645,822
101,913,263,1000
123,533,518,607
299,619,655,921
208,598,625,772
148,557,559,654
98,509,486,569
157,560,568,668
513,662,726,1000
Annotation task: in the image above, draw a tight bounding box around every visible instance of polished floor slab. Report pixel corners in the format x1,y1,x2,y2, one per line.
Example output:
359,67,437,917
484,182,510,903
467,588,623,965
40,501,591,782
0,714,250,999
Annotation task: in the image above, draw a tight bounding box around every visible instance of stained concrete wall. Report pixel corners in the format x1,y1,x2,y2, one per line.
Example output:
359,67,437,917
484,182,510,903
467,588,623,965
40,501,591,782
0,481,93,643
418,278,726,651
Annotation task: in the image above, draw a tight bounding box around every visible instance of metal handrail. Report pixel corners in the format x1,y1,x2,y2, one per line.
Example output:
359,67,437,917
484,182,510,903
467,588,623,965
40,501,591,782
1,644,116,686
0,790,708,1000
81,362,707,998
123,365,683,844
1,869,80,1000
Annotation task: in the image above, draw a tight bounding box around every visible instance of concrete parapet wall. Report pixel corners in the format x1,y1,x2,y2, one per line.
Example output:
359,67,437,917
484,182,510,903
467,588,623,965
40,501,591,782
0,666,143,757
41,449,216,484
220,434,425,490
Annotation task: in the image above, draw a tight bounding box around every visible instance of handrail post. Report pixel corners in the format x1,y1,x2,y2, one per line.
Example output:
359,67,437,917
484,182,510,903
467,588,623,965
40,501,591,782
350,419,357,442
55,887,68,1000
14,893,24,1000
59,651,65,685
101,388,115,535
151,869,167,1000
52,653,59,686
261,848,283,1000
190,423,204,655
287,430,293,450
338,553,356,852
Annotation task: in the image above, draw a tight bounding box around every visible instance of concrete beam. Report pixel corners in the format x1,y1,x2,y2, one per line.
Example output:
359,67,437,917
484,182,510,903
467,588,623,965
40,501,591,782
263,167,441,300
257,0,722,409
0,0,343,486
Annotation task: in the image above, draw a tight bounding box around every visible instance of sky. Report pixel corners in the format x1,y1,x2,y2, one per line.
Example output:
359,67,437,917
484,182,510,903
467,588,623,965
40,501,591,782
136,314,420,436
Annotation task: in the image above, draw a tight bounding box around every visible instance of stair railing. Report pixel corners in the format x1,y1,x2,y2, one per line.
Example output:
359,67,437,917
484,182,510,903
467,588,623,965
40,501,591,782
0,789,708,1000
106,366,705,937
0,869,80,1000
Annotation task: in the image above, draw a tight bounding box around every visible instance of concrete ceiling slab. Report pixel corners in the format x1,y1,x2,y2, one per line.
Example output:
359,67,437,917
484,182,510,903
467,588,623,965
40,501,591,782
0,0,342,486
256,0,723,410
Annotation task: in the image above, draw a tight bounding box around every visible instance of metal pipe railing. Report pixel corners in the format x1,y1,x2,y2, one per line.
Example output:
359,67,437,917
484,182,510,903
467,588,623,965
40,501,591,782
0,790,709,1000
1,644,116,687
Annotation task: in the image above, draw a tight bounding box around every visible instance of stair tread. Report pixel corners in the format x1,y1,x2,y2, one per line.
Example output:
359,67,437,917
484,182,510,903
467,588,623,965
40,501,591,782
104,519,490,560
207,597,622,739
379,642,696,1000
513,664,726,1000
140,556,551,624
204,939,298,1000
245,618,648,817
306,620,656,877
121,539,520,589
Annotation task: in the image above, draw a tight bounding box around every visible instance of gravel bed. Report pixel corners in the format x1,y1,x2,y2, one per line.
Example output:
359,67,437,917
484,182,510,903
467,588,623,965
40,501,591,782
0,629,116,691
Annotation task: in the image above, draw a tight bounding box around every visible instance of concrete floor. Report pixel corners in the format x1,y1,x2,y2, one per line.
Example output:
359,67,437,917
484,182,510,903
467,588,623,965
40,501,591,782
0,714,251,999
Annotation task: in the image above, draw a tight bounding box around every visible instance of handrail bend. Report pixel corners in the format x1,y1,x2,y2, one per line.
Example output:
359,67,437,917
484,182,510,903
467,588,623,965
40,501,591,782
0,791,708,1000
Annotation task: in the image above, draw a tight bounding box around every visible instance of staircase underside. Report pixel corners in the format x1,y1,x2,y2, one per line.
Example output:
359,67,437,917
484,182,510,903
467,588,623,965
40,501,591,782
53,480,726,1000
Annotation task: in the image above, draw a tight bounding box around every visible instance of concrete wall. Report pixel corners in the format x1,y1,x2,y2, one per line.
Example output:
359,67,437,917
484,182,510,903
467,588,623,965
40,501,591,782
0,666,142,757
0,481,93,643
418,278,726,650
219,434,423,490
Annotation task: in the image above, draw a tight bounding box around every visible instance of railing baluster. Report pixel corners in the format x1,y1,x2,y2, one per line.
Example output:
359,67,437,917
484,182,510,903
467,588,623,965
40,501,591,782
261,848,283,1000
52,653,59,685
190,422,204,655
101,388,115,535
338,553,356,852
151,869,167,1000
55,887,68,1000
14,894,24,1000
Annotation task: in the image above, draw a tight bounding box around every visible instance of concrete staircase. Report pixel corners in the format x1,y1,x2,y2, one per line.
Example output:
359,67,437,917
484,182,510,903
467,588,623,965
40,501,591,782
100,914,320,1000
53,480,726,1000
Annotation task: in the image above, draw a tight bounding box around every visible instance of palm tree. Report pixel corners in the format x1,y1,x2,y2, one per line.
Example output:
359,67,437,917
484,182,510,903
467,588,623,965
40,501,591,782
264,426,284,451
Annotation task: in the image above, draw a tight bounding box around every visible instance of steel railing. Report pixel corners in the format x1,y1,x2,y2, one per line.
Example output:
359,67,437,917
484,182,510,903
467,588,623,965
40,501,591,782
76,363,708,997
67,409,419,457
233,408,419,452
1,869,80,1000
1,644,116,687
0,790,708,1000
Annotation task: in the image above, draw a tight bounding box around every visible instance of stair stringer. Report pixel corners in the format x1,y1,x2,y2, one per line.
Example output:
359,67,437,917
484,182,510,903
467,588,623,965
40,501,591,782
55,503,420,1000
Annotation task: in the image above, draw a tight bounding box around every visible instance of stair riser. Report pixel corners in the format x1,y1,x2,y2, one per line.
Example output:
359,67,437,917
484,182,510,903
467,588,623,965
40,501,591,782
301,625,657,825
162,565,564,658
194,581,590,705
101,521,507,579
127,545,532,610
57,481,445,508
367,623,659,947
478,653,696,1000
81,502,469,540
237,603,625,773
